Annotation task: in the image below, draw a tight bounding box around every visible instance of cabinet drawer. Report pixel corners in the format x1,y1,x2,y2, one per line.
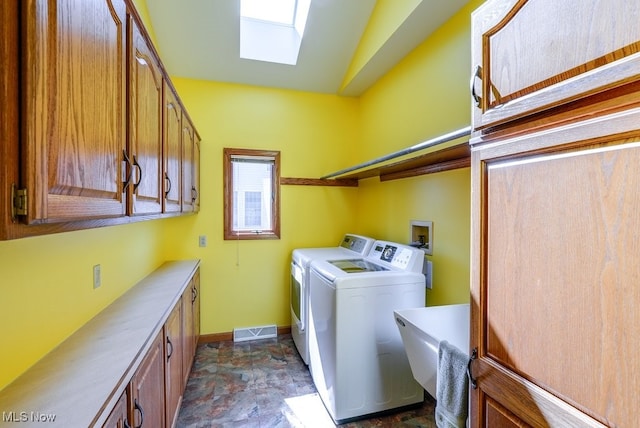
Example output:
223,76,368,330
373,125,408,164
471,0,640,131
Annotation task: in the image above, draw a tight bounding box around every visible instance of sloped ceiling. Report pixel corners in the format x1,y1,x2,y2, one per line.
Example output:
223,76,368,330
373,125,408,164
145,0,469,95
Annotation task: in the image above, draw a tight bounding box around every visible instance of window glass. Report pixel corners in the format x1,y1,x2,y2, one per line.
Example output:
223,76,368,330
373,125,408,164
224,148,280,240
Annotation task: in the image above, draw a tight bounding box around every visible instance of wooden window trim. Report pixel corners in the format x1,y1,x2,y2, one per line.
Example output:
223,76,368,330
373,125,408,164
223,148,281,240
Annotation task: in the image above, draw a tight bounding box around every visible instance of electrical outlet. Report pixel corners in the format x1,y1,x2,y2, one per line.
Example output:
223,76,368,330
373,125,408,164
93,264,101,289
199,235,207,247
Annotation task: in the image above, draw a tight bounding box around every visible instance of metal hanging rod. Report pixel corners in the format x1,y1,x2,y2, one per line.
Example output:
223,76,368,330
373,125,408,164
320,125,472,179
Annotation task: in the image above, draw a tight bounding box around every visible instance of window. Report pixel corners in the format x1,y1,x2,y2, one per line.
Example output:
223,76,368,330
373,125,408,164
224,148,281,240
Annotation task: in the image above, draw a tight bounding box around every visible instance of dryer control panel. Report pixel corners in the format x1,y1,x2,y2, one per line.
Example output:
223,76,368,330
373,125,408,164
340,235,372,254
367,241,424,273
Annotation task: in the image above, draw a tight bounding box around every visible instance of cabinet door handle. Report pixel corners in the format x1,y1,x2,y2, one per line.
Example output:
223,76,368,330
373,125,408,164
134,398,144,428
132,155,143,192
164,173,172,198
467,347,478,389
470,65,482,108
192,285,198,303
122,150,133,191
166,336,173,360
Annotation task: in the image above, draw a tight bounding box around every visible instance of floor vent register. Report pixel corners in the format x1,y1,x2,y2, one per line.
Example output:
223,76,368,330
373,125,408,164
233,324,278,342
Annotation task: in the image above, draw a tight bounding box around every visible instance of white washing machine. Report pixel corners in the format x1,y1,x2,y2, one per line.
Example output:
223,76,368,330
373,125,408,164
290,234,375,365
308,240,426,424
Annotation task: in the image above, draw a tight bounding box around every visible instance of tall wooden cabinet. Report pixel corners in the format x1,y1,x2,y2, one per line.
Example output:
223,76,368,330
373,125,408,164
469,1,640,427
0,0,200,240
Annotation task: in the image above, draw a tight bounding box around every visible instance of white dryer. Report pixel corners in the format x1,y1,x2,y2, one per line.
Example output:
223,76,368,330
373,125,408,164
290,234,375,365
308,241,426,424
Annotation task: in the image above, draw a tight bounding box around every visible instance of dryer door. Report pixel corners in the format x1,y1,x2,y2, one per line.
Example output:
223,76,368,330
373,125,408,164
290,260,304,330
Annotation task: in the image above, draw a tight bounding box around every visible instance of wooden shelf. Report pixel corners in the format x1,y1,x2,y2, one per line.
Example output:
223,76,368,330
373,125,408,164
335,142,470,182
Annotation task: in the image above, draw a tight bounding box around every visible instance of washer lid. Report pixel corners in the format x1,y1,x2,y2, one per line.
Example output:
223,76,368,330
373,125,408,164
328,259,388,273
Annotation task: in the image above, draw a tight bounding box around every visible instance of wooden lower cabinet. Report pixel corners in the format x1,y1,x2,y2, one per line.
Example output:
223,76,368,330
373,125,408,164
182,271,200,386
130,331,166,428
102,389,129,428
165,300,184,428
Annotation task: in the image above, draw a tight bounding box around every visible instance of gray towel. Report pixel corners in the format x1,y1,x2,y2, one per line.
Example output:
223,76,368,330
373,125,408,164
435,340,469,428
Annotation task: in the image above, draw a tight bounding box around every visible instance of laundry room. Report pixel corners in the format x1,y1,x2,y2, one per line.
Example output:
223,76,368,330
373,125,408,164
1,0,474,426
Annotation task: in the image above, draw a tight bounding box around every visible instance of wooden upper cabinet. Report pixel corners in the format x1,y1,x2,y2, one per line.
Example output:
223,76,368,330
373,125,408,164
127,13,163,216
21,0,127,223
193,134,201,213
471,0,640,132
163,84,182,213
181,116,199,213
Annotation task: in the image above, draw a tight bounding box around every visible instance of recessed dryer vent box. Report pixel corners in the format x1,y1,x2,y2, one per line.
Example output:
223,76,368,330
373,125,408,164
410,220,433,255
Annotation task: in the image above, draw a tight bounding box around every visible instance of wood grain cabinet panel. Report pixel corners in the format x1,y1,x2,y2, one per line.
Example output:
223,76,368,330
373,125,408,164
471,107,640,428
181,118,195,213
193,135,201,213
130,331,166,428
0,0,200,240
182,270,200,386
470,1,640,426
181,116,201,213
127,13,163,216
163,84,183,213
165,301,184,428
471,0,640,131
102,389,129,428
22,0,128,223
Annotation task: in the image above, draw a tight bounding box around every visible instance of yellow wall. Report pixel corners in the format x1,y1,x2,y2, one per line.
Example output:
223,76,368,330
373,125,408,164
341,0,422,91
0,0,482,391
158,80,360,335
0,220,170,390
353,0,483,305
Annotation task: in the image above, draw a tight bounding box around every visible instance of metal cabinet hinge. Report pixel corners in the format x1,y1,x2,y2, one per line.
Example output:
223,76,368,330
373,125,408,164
11,184,27,219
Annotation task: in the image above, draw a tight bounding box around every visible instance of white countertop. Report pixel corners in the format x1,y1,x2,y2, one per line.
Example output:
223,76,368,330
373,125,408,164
0,259,200,427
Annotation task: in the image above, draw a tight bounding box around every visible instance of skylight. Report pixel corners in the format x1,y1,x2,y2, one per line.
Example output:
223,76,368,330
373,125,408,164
240,0,311,65
241,0,296,26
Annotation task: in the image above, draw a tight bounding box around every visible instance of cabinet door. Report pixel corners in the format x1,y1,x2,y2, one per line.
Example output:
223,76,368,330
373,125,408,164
130,331,165,428
22,0,127,223
193,134,201,213
182,270,200,385
181,118,194,213
165,301,183,428
192,270,201,346
181,116,198,213
470,108,640,427
163,84,182,213
471,0,640,131
128,14,163,216
102,389,129,428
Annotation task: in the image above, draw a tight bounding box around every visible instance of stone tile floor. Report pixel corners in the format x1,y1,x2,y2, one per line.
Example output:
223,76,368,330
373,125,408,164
176,334,436,428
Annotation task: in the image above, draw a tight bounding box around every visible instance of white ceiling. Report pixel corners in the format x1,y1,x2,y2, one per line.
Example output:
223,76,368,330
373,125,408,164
145,0,469,96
